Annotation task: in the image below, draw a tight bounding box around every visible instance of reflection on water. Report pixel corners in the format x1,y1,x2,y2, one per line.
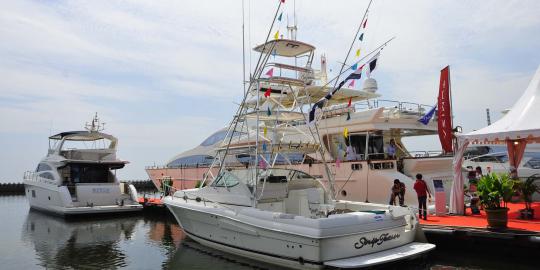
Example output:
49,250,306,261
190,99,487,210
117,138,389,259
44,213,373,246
1,196,536,270
1,196,259,270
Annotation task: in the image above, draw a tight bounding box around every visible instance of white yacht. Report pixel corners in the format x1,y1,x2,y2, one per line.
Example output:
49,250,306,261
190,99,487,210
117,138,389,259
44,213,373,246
23,114,142,215
164,13,435,267
165,168,434,269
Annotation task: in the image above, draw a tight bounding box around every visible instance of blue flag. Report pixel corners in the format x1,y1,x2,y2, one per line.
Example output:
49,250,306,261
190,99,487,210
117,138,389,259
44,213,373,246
278,12,283,21
418,105,437,125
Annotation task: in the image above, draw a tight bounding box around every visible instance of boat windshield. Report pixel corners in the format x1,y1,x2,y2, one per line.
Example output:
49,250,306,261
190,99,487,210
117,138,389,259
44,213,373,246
211,168,318,188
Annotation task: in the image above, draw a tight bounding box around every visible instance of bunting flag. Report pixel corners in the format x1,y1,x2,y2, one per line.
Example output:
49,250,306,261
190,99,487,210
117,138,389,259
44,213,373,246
347,97,352,107
265,68,274,77
356,49,361,57
345,64,364,80
348,79,355,88
359,33,364,41
365,52,380,78
263,126,268,137
267,107,271,116
350,63,358,70
362,18,368,28
281,0,285,3
262,142,267,151
336,158,341,168
308,80,346,123
343,127,349,138
272,49,277,57
264,88,271,98
347,111,351,121
418,105,437,125
278,12,283,21
274,30,279,40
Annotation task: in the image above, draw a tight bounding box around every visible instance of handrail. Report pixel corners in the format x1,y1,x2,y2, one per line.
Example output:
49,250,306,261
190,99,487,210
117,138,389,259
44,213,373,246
162,182,240,215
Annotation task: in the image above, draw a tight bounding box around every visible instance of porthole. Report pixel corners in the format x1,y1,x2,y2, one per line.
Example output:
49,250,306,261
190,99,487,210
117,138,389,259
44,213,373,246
341,190,347,197
48,196,51,200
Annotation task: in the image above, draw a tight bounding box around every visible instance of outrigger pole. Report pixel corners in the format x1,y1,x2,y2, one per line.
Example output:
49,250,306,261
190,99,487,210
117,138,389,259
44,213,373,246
201,0,285,190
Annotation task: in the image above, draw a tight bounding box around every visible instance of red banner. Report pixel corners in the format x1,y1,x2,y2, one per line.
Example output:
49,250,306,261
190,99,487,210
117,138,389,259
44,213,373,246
438,66,453,153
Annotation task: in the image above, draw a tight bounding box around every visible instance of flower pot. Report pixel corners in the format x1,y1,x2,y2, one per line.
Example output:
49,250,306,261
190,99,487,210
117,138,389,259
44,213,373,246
485,208,509,229
519,208,535,220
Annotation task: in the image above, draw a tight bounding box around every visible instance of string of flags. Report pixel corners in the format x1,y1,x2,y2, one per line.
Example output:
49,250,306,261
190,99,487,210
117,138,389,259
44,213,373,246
308,52,380,124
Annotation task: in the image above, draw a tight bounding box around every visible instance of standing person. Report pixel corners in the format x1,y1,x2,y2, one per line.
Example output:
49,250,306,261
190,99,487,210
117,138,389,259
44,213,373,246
398,180,406,206
413,173,431,220
475,166,483,180
389,179,401,205
386,139,397,159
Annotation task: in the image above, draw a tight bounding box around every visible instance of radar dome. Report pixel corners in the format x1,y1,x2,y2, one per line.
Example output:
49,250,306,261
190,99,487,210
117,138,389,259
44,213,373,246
362,78,378,93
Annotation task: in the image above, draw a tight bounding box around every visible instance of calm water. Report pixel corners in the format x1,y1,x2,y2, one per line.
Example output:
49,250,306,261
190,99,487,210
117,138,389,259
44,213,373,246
0,195,535,270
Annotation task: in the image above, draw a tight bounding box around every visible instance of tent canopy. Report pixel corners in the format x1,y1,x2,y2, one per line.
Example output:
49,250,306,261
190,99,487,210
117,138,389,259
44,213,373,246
461,65,540,144
450,65,540,215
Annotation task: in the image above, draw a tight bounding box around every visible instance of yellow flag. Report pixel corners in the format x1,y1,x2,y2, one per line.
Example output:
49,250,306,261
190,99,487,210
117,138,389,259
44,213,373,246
274,30,279,40
343,127,348,138
356,49,361,57
264,126,268,137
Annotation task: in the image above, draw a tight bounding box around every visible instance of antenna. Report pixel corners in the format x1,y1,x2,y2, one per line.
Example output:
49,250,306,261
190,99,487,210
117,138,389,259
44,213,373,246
486,108,491,126
85,112,105,132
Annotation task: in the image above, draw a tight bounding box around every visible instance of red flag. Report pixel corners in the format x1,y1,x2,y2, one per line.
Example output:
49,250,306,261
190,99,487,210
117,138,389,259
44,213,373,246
347,97,352,107
348,80,355,88
264,88,271,98
437,66,453,153
281,0,285,3
363,19,367,28
265,68,274,77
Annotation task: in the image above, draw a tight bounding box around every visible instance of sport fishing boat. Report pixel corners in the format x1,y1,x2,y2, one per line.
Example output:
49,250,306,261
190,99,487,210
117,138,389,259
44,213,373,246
23,114,142,215
147,31,454,207
164,2,434,268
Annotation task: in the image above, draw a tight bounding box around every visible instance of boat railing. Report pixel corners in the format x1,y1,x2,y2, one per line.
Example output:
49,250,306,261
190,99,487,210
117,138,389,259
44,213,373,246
352,99,435,117
162,181,239,214
23,171,57,186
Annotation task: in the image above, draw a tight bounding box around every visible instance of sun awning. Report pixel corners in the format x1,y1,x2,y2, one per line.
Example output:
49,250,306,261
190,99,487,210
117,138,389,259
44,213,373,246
253,39,315,57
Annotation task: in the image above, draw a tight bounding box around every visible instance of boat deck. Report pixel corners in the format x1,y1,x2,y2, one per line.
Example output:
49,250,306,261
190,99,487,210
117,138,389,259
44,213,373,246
420,202,540,233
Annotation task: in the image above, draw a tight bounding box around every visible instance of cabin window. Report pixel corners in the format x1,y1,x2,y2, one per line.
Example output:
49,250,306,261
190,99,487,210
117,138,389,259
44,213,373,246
212,171,240,188
31,190,36,198
200,130,244,146
167,155,215,168
36,163,52,172
326,134,385,161
70,164,113,183
39,172,55,180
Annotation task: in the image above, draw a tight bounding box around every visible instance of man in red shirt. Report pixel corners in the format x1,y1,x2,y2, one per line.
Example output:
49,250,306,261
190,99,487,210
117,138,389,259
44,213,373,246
413,173,431,220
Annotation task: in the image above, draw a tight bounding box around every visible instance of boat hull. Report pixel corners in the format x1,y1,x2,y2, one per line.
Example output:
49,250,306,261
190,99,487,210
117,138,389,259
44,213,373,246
165,197,434,269
24,182,142,216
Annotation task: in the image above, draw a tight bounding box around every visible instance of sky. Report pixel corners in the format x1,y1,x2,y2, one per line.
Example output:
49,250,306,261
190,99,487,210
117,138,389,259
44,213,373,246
1,0,540,182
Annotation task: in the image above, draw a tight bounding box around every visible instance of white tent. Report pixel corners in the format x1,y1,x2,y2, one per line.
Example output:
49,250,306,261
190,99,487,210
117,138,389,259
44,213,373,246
449,65,540,215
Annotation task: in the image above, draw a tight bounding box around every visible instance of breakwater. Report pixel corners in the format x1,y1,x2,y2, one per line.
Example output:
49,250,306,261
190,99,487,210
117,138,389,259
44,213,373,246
0,180,157,195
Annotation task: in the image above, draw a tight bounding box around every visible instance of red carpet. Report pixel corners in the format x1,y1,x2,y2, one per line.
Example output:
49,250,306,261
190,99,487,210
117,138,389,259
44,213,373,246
420,202,540,232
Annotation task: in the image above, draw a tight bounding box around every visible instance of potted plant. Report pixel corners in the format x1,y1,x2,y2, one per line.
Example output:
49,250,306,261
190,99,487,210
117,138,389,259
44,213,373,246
477,173,516,229
515,174,540,219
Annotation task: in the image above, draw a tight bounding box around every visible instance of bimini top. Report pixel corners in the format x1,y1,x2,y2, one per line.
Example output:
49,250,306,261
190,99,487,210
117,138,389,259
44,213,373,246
49,131,117,142
253,39,315,57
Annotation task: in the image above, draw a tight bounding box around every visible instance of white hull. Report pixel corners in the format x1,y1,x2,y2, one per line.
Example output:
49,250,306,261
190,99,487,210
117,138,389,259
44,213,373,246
24,181,142,216
165,195,434,269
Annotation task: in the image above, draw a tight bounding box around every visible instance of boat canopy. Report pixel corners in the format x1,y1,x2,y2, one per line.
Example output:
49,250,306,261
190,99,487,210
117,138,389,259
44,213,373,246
49,131,117,142
253,39,315,57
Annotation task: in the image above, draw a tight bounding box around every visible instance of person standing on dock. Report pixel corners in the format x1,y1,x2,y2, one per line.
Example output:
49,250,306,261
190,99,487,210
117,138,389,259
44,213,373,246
413,173,431,220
